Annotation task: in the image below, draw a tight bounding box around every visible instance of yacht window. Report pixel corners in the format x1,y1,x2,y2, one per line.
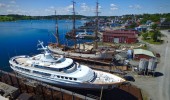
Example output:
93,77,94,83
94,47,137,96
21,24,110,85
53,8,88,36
57,76,60,78
59,69,62,71
74,78,77,81
54,57,58,60
33,71,51,76
66,62,74,69
65,77,68,79
69,78,72,80
15,66,19,69
61,76,64,78
24,69,30,72
35,65,61,72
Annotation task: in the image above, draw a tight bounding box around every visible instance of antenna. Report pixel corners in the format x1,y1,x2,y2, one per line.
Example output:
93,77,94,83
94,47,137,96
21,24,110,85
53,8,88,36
37,40,48,52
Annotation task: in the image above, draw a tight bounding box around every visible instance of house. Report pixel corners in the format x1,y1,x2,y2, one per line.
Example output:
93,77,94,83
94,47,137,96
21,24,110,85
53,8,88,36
103,30,138,44
133,49,155,60
158,22,170,29
135,25,148,32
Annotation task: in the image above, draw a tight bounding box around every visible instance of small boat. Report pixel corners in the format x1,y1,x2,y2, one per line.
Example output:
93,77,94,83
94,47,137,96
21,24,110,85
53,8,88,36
76,29,88,38
9,41,125,90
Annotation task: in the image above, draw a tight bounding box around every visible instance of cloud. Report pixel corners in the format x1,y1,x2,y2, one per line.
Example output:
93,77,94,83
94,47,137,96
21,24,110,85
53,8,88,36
50,6,55,9
7,9,13,13
66,5,73,12
81,3,90,12
0,3,7,8
110,3,118,11
110,4,116,7
10,1,16,4
45,9,51,12
6,9,27,14
99,5,102,10
44,6,56,13
129,4,142,10
43,5,74,15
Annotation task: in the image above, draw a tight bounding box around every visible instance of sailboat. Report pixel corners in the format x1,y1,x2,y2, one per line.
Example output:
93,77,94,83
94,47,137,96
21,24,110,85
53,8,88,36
48,1,115,60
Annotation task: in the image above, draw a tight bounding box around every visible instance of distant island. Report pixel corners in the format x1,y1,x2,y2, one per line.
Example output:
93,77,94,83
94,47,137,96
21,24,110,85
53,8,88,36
0,13,170,23
0,14,86,22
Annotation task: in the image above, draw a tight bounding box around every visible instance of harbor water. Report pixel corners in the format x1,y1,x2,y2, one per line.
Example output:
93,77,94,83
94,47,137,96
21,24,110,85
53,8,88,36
0,20,88,71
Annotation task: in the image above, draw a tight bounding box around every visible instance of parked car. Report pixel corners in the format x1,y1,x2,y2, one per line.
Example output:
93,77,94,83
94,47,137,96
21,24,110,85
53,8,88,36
123,75,135,82
156,53,161,58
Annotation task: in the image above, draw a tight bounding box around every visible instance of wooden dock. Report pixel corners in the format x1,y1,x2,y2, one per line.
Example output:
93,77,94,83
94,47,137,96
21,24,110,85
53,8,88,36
68,56,112,65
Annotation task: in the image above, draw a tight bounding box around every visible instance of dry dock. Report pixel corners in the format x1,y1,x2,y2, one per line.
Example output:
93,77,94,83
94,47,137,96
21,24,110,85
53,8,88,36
0,68,143,100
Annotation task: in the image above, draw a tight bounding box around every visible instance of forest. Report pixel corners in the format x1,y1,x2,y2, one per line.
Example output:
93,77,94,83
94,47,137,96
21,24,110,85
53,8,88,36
0,13,170,22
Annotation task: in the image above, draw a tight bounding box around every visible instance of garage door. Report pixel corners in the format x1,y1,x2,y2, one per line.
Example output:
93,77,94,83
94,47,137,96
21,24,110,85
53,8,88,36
113,38,119,43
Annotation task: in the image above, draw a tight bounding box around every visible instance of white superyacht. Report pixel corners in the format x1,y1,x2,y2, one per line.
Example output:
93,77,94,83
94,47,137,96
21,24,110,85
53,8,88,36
9,41,125,89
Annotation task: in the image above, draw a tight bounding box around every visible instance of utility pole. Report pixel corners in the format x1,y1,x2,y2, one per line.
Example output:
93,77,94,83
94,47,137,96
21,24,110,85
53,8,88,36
94,0,99,49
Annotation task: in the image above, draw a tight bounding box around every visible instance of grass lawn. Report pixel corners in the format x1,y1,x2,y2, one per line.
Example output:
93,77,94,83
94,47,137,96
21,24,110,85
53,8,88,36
143,39,163,45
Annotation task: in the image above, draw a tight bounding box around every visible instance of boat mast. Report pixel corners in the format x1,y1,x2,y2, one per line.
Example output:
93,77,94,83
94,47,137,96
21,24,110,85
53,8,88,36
72,0,77,49
94,0,99,49
55,10,60,46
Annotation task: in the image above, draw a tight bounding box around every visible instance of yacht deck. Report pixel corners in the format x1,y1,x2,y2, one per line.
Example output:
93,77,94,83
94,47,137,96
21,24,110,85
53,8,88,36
93,70,125,84
15,57,31,67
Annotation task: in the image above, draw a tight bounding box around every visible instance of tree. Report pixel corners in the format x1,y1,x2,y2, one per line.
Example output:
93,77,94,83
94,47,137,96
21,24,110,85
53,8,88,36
151,24,158,30
151,30,161,42
142,32,149,40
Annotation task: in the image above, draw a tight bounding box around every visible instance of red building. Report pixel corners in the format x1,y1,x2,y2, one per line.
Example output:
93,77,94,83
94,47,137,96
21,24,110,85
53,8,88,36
103,30,138,44
133,49,155,60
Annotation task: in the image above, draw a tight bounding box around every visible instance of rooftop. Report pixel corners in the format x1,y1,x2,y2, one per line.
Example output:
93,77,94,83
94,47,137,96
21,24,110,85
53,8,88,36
133,49,155,57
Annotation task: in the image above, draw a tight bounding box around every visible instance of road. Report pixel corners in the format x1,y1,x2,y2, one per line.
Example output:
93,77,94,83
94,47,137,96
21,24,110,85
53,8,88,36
144,30,170,100
157,30,170,100
132,30,170,100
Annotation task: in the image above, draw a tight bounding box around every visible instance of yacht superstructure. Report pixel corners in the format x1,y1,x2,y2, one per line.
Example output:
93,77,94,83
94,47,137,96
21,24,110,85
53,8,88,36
9,41,125,89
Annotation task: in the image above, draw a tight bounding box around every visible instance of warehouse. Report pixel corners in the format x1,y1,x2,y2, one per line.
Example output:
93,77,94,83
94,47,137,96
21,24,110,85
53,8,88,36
133,49,155,60
103,30,138,44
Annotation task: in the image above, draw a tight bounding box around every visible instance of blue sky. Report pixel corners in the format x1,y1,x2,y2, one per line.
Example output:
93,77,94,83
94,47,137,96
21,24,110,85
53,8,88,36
0,0,170,16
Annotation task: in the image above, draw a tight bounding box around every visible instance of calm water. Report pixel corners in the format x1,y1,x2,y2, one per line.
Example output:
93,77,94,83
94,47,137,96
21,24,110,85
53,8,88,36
0,20,86,71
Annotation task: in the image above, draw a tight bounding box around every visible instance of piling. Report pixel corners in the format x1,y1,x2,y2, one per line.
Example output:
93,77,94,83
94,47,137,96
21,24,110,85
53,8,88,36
40,85,45,100
8,73,14,86
50,89,54,100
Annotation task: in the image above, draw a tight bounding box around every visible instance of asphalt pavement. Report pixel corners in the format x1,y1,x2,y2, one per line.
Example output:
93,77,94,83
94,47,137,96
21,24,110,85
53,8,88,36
132,30,170,100
157,30,170,100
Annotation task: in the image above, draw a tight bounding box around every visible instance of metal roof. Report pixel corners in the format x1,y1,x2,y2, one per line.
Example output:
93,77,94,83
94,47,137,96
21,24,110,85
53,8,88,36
0,96,8,100
133,49,155,57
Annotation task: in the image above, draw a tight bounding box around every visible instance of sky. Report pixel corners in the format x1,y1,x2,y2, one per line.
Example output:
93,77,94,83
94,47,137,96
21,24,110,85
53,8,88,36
0,0,170,16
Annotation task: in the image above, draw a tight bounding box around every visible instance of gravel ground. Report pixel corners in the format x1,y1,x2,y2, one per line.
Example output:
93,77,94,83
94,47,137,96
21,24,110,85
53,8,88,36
130,30,170,100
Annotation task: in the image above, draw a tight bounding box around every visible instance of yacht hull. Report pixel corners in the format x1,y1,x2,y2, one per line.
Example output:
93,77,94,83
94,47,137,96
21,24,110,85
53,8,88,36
48,46,114,60
11,67,120,90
